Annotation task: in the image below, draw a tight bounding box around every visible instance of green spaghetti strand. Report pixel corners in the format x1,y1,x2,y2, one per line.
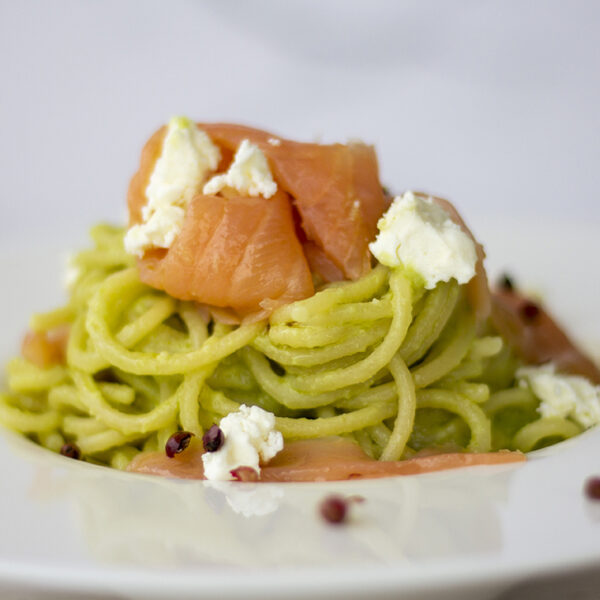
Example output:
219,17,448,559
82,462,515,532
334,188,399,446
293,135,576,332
270,264,388,325
68,293,178,373
411,304,476,388
303,294,393,326
177,303,217,436
276,403,396,439
242,347,370,410
334,382,396,411
86,268,265,375
367,423,392,453
399,280,459,366
29,306,75,333
38,430,65,453
0,224,567,469
0,395,60,433
512,417,581,452
77,429,143,455
252,320,389,368
199,385,396,439
110,446,140,470
380,354,417,461
484,388,537,416
416,389,492,452
71,370,181,435
286,269,413,393
268,320,390,349
62,415,107,437
178,371,214,436
7,359,68,393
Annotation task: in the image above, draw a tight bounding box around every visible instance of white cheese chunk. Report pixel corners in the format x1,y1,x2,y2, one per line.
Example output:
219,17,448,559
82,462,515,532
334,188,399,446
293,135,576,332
368,191,477,289
203,139,277,198
517,363,600,428
202,404,284,481
124,116,220,257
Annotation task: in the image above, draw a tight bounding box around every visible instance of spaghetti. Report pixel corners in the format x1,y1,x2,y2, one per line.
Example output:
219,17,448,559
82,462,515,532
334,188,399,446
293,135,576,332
0,224,578,470
1,119,597,480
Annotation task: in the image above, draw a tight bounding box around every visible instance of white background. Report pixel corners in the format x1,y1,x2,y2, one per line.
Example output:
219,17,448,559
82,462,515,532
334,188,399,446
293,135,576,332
1,2,599,598
1,0,599,245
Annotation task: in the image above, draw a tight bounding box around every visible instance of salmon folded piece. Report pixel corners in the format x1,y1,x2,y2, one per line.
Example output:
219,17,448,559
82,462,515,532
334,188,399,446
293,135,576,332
138,191,314,316
127,127,314,316
302,240,346,283
21,326,70,368
201,123,388,281
128,127,165,224
491,287,600,384
259,438,524,481
127,437,525,482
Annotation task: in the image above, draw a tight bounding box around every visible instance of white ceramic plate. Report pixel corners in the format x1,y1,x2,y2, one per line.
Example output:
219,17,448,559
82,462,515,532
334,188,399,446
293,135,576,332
1,219,599,600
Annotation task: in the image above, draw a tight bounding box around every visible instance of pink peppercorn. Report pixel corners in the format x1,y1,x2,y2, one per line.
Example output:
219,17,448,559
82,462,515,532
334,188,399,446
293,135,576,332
584,476,600,500
165,431,194,458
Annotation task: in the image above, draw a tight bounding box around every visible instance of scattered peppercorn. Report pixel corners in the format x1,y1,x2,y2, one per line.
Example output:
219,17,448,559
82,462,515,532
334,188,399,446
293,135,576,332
319,494,365,524
60,442,81,460
165,431,194,458
202,424,224,453
230,466,259,482
585,476,600,500
319,495,348,524
521,301,540,322
498,273,515,291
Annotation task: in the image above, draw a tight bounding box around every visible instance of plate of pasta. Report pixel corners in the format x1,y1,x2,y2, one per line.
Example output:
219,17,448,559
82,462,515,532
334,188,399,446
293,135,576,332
0,119,599,600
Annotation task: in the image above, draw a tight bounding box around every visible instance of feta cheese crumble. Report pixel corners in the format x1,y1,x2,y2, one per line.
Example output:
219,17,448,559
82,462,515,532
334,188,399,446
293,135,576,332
124,116,221,257
203,139,277,198
368,191,477,289
517,363,600,428
202,404,284,481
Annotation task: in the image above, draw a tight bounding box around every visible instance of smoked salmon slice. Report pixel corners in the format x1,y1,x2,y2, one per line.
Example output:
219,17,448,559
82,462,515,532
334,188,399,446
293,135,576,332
302,241,346,283
201,123,387,281
21,326,70,368
127,127,314,316
127,127,166,225
127,125,481,317
127,437,525,482
491,287,600,383
138,191,314,316
260,438,524,481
